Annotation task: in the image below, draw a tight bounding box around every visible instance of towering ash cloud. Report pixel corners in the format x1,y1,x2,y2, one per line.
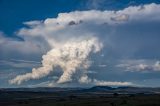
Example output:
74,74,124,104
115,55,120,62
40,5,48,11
10,37,102,84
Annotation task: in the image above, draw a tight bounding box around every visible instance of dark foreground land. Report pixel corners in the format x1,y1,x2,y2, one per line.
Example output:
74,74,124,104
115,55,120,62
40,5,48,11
0,86,160,106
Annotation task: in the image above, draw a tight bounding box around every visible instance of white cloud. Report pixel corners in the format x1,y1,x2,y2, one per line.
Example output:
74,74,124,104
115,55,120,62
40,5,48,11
18,3,160,38
79,75,92,84
10,38,103,85
7,3,160,86
117,60,160,72
93,79,133,86
78,77,133,86
1,3,159,55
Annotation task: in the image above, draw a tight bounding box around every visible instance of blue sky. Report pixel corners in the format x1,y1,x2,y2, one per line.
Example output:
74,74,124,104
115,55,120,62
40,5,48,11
1,0,160,88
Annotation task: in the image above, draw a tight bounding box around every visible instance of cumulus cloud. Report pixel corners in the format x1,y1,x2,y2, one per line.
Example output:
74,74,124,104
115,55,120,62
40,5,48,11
10,37,103,84
79,75,92,84
8,3,160,86
93,79,133,86
117,60,160,72
18,3,160,39
2,3,159,54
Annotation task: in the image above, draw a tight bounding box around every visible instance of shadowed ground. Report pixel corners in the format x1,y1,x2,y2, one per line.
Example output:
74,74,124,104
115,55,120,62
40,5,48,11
0,91,160,106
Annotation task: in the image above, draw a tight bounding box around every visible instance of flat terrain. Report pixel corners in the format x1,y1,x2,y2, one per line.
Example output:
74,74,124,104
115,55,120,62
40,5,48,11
0,91,160,106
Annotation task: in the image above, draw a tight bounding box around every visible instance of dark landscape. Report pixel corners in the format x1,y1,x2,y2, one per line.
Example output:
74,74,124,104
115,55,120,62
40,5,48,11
1,86,160,106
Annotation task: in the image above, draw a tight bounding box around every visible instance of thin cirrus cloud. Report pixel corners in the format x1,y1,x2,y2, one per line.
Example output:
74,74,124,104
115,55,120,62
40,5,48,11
2,3,159,87
0,59,40,68
0,31,46,57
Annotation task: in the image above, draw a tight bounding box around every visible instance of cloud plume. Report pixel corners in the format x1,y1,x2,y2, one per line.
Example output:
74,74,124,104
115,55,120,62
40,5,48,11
10,37,102,84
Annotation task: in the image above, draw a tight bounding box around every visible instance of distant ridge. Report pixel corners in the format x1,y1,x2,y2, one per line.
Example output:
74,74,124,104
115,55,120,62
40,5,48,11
1,86,160,94
83,86,114,92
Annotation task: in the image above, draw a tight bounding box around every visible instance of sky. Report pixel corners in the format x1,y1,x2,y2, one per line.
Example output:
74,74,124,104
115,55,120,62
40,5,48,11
0,0,160,88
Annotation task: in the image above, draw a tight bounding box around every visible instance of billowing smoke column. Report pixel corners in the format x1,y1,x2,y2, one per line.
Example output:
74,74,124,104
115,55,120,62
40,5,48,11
10,37,103,85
